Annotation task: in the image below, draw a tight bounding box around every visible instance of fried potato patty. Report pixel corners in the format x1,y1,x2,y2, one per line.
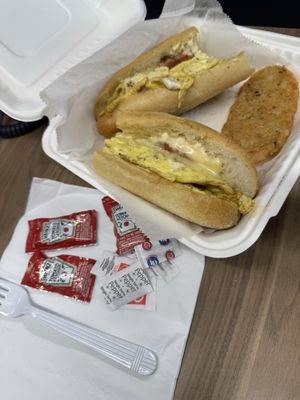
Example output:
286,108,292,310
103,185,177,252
222,65,299,164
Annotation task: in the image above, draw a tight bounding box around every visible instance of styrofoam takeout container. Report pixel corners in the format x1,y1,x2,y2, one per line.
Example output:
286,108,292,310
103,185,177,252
0,1,299,258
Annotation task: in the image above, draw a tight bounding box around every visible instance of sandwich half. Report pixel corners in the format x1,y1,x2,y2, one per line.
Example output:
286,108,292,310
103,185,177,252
94,27,254,137
93,112,258,229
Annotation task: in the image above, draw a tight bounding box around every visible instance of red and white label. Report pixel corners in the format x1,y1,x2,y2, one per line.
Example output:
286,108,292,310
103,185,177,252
25,210,97,253
102,196,149,255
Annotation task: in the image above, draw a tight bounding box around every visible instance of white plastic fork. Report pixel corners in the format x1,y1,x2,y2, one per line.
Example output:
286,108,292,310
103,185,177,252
0,278,157,376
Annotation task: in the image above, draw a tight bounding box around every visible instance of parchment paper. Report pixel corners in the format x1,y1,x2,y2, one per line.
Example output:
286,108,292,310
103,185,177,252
41,0,300,241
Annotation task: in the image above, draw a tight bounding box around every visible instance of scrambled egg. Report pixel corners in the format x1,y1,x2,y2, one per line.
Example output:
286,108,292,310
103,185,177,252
100,47,219,116
205,186,254,214
103,132,254,214
164,51,219,105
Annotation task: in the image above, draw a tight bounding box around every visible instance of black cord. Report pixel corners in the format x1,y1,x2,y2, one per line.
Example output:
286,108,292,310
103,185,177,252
144,0,165,19
0,111,48,139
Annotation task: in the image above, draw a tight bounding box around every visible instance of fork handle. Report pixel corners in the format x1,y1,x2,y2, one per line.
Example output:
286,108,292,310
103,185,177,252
30,306,157,376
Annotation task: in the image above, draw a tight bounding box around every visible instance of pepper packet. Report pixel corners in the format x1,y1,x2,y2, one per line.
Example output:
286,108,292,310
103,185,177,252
92,250,156,310
98,262,153,310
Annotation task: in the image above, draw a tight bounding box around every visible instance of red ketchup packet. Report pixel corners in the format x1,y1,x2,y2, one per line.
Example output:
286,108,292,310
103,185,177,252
25,210,97,253
101,196,149,255
21,252,96,302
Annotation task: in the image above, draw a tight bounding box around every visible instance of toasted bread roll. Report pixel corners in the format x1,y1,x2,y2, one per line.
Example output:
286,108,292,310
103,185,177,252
94,151,241,229
93,112,258,229
222,65,299,164
94,27,254,137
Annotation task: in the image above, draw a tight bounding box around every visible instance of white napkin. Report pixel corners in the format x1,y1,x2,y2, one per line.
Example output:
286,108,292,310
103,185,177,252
0,178,205,400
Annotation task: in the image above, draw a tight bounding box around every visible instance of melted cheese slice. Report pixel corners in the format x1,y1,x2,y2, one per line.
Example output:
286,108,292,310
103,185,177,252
103,132,254,214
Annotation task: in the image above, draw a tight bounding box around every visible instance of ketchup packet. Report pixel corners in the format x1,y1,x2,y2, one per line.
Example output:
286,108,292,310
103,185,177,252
101,196,149,255
25,210,97,253
21,252,96,302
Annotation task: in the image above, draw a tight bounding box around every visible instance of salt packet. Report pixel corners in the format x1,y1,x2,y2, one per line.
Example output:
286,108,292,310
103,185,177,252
21,251,96,302
92,250,156,310
98,262,153,310
114,259,157,311
135,239,182,283
25,210,97,252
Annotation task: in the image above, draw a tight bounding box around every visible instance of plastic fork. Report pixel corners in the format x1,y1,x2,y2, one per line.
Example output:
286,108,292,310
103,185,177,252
0,278,157,376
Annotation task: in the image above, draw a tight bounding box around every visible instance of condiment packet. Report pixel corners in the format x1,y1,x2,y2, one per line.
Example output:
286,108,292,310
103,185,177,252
135,239,182,266
135,239,182,283
98,262,153,310
92,250,156,310
101,196,149,255
91,250,135,279
149,260,180,284
115,260,157,311
21,251,96,302
25,210,97,252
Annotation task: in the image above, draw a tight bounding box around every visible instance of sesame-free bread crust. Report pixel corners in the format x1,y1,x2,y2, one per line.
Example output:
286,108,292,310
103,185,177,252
94,27,253,137
92,112,259,229
116,111,258,197
93,151,240,229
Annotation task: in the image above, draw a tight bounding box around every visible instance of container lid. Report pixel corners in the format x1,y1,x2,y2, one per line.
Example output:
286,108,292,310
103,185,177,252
0,0,146,121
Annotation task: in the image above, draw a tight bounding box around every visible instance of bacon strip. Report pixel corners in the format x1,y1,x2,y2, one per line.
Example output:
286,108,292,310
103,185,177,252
160,53,192,68
162,143,188,159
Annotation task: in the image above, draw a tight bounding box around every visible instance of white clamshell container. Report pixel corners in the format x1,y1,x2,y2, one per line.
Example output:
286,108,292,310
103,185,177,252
0,1,299,258
0,0,146,120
